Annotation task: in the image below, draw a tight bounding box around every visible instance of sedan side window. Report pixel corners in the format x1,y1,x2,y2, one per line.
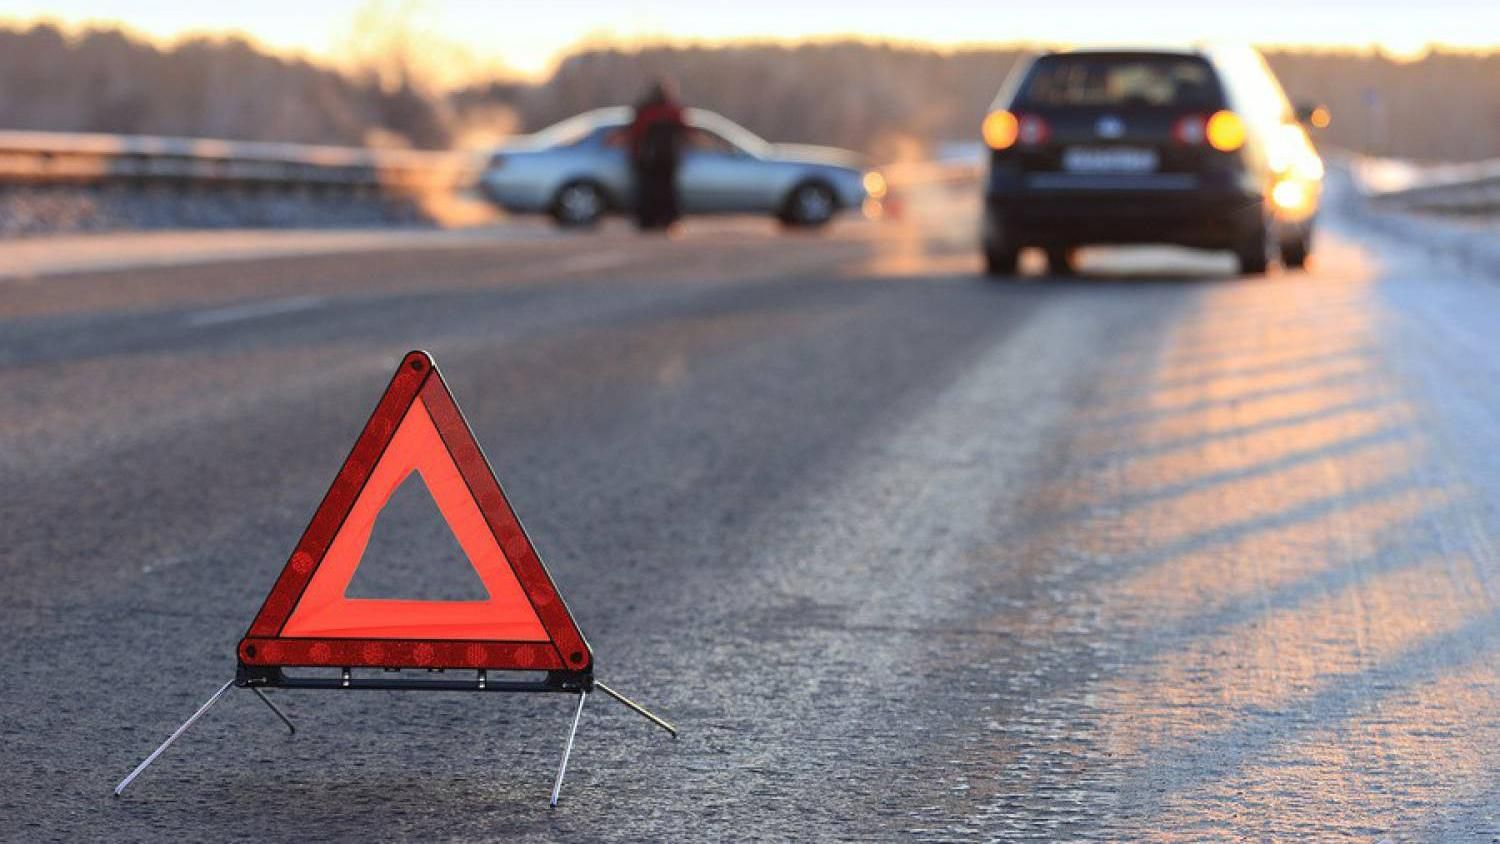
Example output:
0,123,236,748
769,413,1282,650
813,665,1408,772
687,128,741,157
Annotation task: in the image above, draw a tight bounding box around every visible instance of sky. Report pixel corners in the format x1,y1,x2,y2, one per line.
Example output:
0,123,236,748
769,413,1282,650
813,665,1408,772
2,0,1497,81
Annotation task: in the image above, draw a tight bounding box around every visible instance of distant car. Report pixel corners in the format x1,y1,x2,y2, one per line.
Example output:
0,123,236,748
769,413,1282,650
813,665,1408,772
980,46,1325,276
481,107,880,228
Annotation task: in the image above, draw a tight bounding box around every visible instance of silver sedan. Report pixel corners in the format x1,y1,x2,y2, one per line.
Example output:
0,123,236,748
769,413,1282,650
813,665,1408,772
480,107,881,228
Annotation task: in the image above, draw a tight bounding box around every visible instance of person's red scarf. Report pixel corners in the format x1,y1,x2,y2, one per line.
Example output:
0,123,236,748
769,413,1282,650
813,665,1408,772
627,101,685,149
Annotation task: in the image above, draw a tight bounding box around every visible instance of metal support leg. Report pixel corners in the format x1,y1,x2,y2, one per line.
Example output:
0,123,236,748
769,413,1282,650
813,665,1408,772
549,691,588,808
252,687,296,735
595,681,678,738
113,680,234,796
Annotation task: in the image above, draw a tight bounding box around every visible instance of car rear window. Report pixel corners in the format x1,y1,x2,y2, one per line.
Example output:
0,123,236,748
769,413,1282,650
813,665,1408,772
1016,54,1222,109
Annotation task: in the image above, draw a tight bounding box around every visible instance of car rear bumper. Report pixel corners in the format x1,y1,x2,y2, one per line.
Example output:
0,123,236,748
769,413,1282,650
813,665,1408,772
985,172,1265,249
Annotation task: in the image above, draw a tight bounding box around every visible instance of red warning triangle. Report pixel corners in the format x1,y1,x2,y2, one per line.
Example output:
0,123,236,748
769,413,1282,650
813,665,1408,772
238,351,591,674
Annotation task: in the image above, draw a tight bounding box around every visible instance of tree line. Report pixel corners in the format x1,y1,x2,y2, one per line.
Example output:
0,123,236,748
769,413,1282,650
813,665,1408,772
3,22,1497,162
0,23,450,148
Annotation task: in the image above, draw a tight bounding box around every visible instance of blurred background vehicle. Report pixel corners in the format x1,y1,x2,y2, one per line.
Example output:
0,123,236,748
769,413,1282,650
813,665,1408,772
479,107,879,228
981,45,1325,277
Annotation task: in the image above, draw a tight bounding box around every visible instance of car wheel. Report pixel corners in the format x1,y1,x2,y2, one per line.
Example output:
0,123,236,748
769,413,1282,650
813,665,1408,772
1044,247,1078,276
551,181,606,228
984,246,1020,278
1235,218,1271,276
1280,234,1311,270
781,182,837,228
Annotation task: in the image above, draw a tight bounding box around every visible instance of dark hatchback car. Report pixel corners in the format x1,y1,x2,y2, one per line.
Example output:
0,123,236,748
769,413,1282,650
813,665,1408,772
981,46,1324,277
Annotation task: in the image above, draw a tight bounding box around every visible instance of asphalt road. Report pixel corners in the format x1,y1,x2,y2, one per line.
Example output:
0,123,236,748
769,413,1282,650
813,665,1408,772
3,195,1499,840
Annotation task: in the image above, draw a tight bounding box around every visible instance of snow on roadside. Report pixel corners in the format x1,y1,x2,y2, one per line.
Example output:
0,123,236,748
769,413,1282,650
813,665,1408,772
1328,153,1500,281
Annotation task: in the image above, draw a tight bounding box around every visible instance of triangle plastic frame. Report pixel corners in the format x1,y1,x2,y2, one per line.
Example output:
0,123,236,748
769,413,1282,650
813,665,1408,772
116,351,676,804
236,350,592,687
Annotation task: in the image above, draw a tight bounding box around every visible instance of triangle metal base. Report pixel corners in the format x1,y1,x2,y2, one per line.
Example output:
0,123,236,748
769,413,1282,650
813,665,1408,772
112,668,676,805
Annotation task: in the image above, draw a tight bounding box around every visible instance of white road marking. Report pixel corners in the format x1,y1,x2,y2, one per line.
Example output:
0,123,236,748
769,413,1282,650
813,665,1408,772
186,295,324,327
0,225,561,282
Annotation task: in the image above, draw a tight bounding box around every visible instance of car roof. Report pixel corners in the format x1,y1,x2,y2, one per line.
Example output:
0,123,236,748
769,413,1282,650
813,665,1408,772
564,106,745,131
1038,45,1208,59
576,106,632,127
525,106,773,155
1036,44,1269,68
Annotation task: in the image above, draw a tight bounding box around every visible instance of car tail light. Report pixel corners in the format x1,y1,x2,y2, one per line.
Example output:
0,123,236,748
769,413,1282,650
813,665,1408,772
1172,110,1246,152
1017,114,1050,146
1205,110,1247,151
1172,115,1207,145
982,110,1019,150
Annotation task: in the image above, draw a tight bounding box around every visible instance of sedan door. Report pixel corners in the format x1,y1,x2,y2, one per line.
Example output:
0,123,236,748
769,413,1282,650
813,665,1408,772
678,128,773,214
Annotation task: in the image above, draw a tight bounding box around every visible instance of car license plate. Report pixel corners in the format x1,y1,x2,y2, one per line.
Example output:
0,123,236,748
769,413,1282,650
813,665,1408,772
1062,147,1159,174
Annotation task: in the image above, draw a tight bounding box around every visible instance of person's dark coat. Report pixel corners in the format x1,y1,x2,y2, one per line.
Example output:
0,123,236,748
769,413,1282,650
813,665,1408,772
627,87,686,230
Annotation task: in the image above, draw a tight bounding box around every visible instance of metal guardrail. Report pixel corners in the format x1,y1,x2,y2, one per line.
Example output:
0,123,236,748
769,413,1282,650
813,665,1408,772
0,128,986,194
0,130,484,192
1355,155,1500,215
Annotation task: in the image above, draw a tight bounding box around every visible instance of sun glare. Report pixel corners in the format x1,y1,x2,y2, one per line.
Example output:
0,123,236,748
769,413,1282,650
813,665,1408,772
2,1,1494,84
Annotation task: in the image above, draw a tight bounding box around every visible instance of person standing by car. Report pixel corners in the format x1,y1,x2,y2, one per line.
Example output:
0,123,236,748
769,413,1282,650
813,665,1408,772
626,78,687,230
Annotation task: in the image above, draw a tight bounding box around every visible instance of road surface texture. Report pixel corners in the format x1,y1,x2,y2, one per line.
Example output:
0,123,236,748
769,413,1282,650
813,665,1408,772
2,194,1499,840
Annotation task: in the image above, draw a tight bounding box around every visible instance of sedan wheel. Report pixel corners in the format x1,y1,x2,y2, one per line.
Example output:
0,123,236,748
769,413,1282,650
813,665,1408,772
552,182,606,227
783,183,836,228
